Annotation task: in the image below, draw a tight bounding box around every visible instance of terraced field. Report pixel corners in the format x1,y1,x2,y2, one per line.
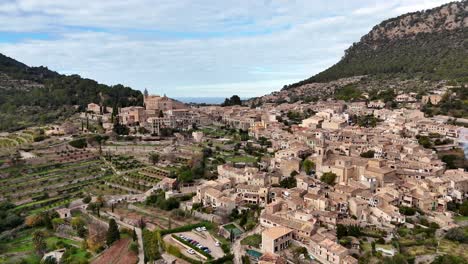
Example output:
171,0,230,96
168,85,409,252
0,132,34,148
106,169,161,194
0,158,111,214
108,155,145,171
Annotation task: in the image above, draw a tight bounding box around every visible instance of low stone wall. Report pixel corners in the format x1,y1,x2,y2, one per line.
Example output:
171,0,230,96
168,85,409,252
192,211,225,224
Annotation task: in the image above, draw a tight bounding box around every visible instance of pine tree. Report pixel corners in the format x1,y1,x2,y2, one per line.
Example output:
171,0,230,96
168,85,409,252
106,219,120,246
132,228,137,241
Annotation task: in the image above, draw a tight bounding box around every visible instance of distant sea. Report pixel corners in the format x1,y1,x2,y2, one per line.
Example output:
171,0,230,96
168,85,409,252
175,97,249,105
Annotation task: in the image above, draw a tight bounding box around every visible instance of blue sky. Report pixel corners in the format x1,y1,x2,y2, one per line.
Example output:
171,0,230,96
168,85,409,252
0,0,454,97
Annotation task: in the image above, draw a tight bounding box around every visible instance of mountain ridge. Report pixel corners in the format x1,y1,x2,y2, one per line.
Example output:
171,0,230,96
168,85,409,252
282,0,468,90
0,53,143,131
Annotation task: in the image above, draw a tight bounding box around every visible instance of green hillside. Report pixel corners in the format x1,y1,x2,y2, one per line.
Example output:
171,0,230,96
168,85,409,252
285,1,468,89
0,54,143,131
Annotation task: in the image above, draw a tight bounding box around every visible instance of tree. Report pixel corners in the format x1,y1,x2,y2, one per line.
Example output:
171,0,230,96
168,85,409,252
303,160,315,175
279,175,297,188
113,121,129,135
82,195,92,204
106,219,120,246
71,217,87,238
88,135,109,155
96,195,105,207
360,150,375,158
69,138,87,149
445,226,468,243
336,224,348,239
432,254,466,264
0,202,23,232
148,152,160,165
460,200,468,216
42,256,57,264
221,95,242,106
40,210,58,230
399,206,416,216
320,172,337,185
33,230,47,256
417,135,432,148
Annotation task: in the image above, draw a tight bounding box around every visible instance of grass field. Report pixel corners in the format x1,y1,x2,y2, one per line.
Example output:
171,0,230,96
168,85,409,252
454,215,468,222
225,155,257,163
240,234,261,248
0,227,88,264
439,239,468,260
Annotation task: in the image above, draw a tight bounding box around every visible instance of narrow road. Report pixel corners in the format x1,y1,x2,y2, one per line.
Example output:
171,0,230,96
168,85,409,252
134,227,144,264
81,209,145,264
101,211,145,264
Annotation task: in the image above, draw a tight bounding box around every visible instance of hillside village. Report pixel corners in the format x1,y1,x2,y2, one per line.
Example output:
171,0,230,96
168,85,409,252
0,1,467,264
1,80,467,264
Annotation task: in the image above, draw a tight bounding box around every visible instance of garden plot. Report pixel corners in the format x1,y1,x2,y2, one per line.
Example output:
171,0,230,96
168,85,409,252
105,167,162,194
107,155,145,171
0,133,34,148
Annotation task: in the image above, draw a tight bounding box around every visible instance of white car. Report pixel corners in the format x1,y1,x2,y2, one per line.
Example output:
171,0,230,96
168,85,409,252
187,249,195,254
201,227,207,231
215,241,221,247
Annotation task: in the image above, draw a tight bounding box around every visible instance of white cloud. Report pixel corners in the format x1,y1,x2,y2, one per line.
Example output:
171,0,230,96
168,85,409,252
0,0,456,97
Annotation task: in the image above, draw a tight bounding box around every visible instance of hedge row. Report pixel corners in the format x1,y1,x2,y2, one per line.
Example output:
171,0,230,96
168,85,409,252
166,244,202,264
159,221,214,236
206,254,234,264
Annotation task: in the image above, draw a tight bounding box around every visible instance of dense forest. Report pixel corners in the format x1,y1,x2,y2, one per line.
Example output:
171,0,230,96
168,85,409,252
0,53,143,131
284,1,468,89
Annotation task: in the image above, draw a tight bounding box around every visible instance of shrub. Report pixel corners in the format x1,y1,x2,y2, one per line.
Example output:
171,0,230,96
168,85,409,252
320,172,337,185
432,254,466,264
207,254,234,264
360,150,375,158
240,234,261,247
69,138,87,149
159,222,213,236
445,226,468,243
399,206,416,216
460,200,468,216
129,242,138,254
165,243,202,264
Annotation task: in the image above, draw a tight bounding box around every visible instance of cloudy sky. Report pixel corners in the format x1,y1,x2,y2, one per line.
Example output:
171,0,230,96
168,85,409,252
0,0,453,97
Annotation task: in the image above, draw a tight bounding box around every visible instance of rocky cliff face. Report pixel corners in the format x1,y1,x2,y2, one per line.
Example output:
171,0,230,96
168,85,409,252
364,1,467,46
280,1,467,91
